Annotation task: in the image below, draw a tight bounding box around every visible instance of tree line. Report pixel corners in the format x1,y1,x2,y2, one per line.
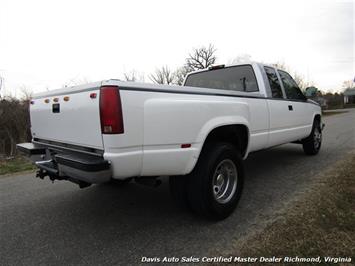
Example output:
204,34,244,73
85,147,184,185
124,44,217,85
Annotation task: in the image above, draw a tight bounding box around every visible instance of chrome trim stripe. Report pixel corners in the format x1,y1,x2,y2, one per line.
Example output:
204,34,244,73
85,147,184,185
119,86,264,99
119,86,320,105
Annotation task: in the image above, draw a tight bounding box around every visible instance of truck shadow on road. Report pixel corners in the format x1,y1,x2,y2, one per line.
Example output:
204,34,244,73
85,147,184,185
46,144,310,228
87,144,307,222
31,144,311,241
2,144,319,264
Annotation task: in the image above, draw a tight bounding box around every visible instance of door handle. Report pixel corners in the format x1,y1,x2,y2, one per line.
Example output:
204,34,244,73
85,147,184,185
288,105,293,111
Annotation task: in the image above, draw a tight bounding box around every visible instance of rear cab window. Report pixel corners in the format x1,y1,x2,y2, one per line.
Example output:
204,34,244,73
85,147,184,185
184,65,259,93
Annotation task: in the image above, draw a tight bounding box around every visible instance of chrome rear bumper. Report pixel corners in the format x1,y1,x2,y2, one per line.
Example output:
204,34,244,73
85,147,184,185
17,142,112,187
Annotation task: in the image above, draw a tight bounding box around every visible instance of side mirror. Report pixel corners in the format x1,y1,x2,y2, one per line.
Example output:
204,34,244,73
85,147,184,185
304,87,318,98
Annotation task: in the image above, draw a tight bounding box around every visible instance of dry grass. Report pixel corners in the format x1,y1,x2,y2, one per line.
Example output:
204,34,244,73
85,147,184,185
229,153,355,264
0,156,35,176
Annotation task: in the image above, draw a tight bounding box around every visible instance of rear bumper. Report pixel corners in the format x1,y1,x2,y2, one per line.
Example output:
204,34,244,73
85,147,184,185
17,142,46,155
17,143,112,185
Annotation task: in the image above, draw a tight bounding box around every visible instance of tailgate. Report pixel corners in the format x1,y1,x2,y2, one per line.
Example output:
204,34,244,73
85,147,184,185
30,86,103,149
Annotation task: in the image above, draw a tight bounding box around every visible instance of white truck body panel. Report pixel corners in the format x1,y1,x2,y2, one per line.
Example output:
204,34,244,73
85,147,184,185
30,82,103,149
28,62,322,180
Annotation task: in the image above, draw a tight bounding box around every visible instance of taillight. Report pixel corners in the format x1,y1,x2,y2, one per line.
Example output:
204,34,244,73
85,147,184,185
99,86,124,134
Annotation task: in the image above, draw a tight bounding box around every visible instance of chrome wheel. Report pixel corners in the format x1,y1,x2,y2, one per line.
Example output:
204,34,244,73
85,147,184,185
314,127,322,149
212,159,238,204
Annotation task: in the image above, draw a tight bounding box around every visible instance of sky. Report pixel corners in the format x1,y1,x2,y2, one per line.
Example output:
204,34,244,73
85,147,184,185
0,0,354,97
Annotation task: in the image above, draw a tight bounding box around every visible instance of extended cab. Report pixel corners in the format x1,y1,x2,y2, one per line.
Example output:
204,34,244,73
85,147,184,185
17,62,323,220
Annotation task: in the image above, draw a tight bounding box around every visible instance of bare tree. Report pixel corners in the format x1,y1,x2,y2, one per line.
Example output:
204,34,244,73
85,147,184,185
19,86,33,101
123,70,144,82
165,44,217,85
186,44,217,71
272,62,290,72
272,62,313,90
0,96,31,156
293,73,314,90
150,66,176,85
173,65,191,85
149,44,217,86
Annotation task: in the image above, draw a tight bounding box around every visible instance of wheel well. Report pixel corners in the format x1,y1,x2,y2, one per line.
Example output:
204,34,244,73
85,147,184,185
202,125,249,157
314,114,321,123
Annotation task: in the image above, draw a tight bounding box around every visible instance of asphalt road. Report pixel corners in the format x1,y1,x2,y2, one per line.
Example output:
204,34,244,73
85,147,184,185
1,109,355,266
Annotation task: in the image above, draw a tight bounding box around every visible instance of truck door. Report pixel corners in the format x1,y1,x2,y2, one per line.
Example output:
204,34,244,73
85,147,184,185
264,66,296,147
278,70,313,140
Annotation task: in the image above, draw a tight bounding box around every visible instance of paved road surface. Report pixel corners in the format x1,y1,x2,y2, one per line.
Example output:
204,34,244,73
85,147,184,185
1,109,355,265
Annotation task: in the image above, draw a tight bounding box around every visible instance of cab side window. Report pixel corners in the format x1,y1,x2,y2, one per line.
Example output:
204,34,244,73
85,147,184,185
264,67,283,98
279,70,306,101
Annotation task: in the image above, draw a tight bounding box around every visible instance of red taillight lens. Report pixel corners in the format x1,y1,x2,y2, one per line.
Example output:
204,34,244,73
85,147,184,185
99,86,124,134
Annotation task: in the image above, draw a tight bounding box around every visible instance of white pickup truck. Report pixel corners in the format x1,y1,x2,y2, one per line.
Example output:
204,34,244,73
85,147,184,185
18,62,323,220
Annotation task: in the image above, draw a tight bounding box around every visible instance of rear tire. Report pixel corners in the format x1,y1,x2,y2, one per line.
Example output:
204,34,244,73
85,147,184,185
302,119,322,155
186,142,244,220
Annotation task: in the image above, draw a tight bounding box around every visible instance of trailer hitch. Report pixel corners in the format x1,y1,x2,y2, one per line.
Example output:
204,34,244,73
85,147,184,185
35,161,91,189
36,169,47,180
35,168,65,182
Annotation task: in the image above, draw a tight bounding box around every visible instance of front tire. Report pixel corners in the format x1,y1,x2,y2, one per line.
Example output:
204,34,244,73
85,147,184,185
302,119,322,155
186,142,244,220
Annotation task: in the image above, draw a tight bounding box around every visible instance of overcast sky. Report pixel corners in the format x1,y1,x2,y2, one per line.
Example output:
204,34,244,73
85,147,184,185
0,0,353,96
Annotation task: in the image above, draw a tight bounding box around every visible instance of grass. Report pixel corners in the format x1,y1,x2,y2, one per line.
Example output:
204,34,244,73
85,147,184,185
230,153,355,263
0,156,36,175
